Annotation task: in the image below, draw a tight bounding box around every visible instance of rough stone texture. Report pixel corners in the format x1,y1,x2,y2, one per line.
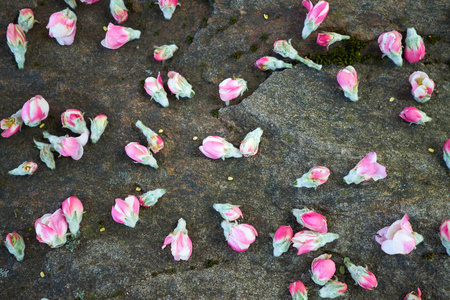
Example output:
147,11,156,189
0,0,449,299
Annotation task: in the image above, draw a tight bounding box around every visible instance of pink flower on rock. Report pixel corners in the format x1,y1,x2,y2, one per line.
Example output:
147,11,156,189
375,214,424,255
291,230,339,255
272,225,293,257
444,139,450,169
167,71,195,99
4,232,25,261
439,219,450,255
18,9,36,33
213,203,243,222
311,253,336,285
319,280,348,298
110,0,128,24
344,257,377,290
90,114,108,143
162,218,192,261
43,131,84,160
21,95,49,127
378,30,403,66
301,1,329,39
154,44,178,61
221,221,257,252
6,23,27,69
405,28,425,64
343,152,387,184
8,161,38,176
144,72,169,107
317,32,350,49
62,196,84,237
199,136,242,160
47,9,77,46
35,209,69,248
289,280,308,300
61,109,88,134
293,207,327,233
125,142,158,168
240,127,263,157
139,189,166,207
135,120,164,154
337,66,359,102
1,109,23,138
219,78,248,105
254,56,292,71
158,0,180,20
294,166,330,189
101,23,141,49
111,195,140,228
404,288,422,300
409,71,435,103
399,107,432,125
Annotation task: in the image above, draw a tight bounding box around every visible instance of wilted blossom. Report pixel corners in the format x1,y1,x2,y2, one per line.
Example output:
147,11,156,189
319,281,348,299
18,9,36,33
404,288,422,300
221,221,257,252
444,139,450,169
6,23,27,69
311,253,336,285
199,136,242,160
271,225,293,257
240,127,263,157
293,207,327,233
64,0,77,9
61,109,88,134
158,0,180,20
90,115,108,143
213,203,243,222
167,71,195,99
34,140,56,170
254,56,293,71
43,131,84,160
154,44,178,61
47,9,77,46
291,230,339,255
405,28,425,64
399,107,432,125
1,109,23,138
21,95,49,127
343,152,386,184
139,188,166,207
273,39,322,70
125,142,158,169
375,214,424,255
219,78,248,105
344,257,377,290
111,195,140,228
144,72,169,107
409,71,435,103
110,0,128,24
378,30,403,67
289,280,308,300
4,232,25,261
337,66,359,102
62,196,84,237
35,209,68,248
317,32,350,49
135,120,164,153
8,161,38,176
294,166,330,189
439,219,450,255
301,1,329,39
162,218,192,261
101,23,141,49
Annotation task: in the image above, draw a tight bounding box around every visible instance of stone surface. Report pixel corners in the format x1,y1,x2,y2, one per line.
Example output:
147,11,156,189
0,0,449,299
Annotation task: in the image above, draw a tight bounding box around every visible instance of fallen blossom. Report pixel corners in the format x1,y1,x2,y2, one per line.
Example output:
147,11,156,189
343,152,386,184
18,9,36,33
4,232,25,261
21,95,49,127
158,0,180,20
337,66,359,102
144,72,169,107
6,23,27,69
439,219,450,255
136,120,164,153
35,209,68,248
213,203,243,222
293,207,327,233
289,280,308,300
378,30,403,66
301,1,329,39
409,71,434,103
8,161,38,176
317,32,350,49
272,225,293,257
221,221,257,252
319,280,348,298
219,78,248,105
62,196,84,237
404,288,422,300
154,44,178,61
273,39,322,70
139,188,166,207
167,71,195,99
162,218,192,261
1,109,23,138
101,23,141,49
344,257,377,290
311,253,335,285
405,28,425,64
240,127,263,157
111,195,140,228
125,142,158,168
110,0,128,24
90,115,108,143
254,56,293,71
294,166,330,189
47,9,77,46
61,109,88,134
291,230,339,255
199,136,242,159
399,107,432,125
43,131,84,160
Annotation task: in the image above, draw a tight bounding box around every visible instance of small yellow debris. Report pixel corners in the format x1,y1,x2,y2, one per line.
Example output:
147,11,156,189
136,187,142,191
39,123,45,128
263,14,269,19
389,97,395,102
193,136,198,141
29,227,32,231
100,227,106,232
103,26,107,31
428,148,435,153
228,176,233,181
40,272,45,278
158,129,163,133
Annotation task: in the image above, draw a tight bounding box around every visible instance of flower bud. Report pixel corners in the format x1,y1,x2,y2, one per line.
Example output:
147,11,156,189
213,203,243,222
1,109,23,138
399,107,432,125
289,280,308,300
291,230,339,255
221,221,257,252
167,71,195,99
239,127,263,157
444,139,450,170
21,95,49,127
344,152,386,184
254,56,293,71
336,66,358,102
344,257,377,290
62,196,84,237
294,166,330,189
138,188,166,207
35,209,68,248
110,0,128,24
8,161,38,176
311,253,336,285
301,1,329,39
162,218,192,261
317,32,350,49
90,114,108,143
404,28,425,64
43,131,84,160
439,219,450,255
101,23,141,49
125,142,158,168
158,0,180,20
272,225,293,257
111,195,140,228
47,9,77,46
4,232,25,261
144,72,169,107
319,280,347,298
378,30,403,66
136,120,164,153
293,207,327,233
199,136,242,160
273,39,322,70
6,23,27,69
404,288,422,300
219,78,248,105
64,0,77,9
18,9,36,33
154,44,178,61
34,141,56,170
61,109,88,134
409,71,434,103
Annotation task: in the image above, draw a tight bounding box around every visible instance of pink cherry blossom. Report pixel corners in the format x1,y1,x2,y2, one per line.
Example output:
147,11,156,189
21,95,49,127
154,44,178,61
399,107,432,125
101,23,141,49
317,32,350,49
111,195,140,228
291,230,339,255
344,257,377,290
254,56,292,71
409,71,434,103
125,142,158,168
378,30,403,66
404,288,422,300
405,28,425,64
294,166,330,189
213,203,243,222
199,136,242,160
6,23,27,69
240,127,263,157
144,72,169,107
47,9,77,46
293,208,327,233
344,152,386,184
62,196,84,236
301,1,329,39
110,0,128,24
158,0,180,20
162,218,192,261
289,280,308,300
18,8,36,33
311,253,336,285
35,209,68,248
439,219,450,255
8,161,38,176
337,66,359,101
219,78,248,104
1,109,23,138
272,225,293,257
221,221,257,252
4,232,25,261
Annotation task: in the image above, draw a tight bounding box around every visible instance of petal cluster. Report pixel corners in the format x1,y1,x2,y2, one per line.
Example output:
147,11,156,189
111,195,140,228
409,71,435,103
35,209,68,248
1,109,23,138
343,152,386,184
378,30,403,66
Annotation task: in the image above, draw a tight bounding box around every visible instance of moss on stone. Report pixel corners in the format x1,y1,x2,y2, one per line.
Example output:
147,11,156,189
229,17,238,25
231,51,244,60
210,109,219,118
205,259,219,268
426,35,442,44
424,252,434,260
186,35,194,44
259,32,269,42
250,44,258,52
